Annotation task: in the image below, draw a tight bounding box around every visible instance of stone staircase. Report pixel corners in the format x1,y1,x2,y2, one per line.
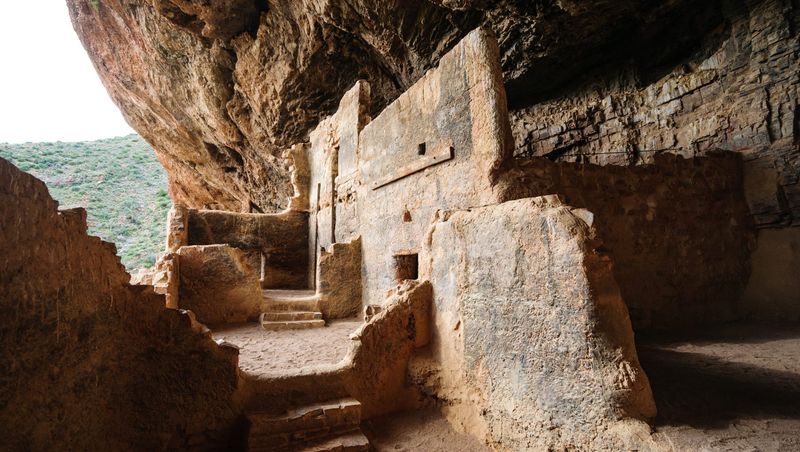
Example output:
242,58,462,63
246,397,370,451
261,290,325,331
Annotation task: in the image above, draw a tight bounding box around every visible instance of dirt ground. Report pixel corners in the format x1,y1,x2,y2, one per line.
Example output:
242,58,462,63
212,319,362,377
638,321,800,451
363,409,489,452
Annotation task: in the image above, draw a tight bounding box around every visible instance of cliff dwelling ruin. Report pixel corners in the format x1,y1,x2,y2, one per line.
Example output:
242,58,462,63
2,1,800,451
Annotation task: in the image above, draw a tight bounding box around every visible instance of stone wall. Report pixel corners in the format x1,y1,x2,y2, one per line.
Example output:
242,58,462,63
355,28,511,305
300,23,792,331
0,158,241,450
741,228,800,320
177,245,263,325
506,2,800,323
509,0,799,228
306,80,372,289
497,153,754,330
187,208,309,289
418,196,656,450
317,238,363,319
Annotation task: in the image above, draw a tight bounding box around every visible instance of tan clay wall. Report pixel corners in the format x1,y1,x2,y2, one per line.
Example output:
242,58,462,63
177,244,263,324
419,197,657,450
497,153,754,330
306,81,371,293
187,208,309,289
0,158,241,450
355,28,512,306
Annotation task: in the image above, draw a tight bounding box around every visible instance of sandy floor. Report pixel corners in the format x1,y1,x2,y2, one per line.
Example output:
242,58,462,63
212,319,362,377
363,409,489,452
638,322,800,451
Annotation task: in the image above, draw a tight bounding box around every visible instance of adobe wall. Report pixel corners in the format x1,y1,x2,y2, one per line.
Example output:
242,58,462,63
0,158,241,450
417,196,657,450
304,81,371,292
186,208,309,289
317,238,363,319
177,244,263,325
355,27,512,305
496,153,754,330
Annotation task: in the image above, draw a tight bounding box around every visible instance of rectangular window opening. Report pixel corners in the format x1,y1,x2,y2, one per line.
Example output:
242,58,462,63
394,253,419,282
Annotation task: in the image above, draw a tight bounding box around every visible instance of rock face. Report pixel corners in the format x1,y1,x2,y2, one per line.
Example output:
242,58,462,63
510,0,800,228
66,0,798,222
0,158,240,450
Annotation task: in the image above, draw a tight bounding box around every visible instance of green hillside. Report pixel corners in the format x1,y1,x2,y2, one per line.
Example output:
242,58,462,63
0,134,169,270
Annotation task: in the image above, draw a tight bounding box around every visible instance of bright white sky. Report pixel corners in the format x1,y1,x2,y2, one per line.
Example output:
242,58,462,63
0,2,135,143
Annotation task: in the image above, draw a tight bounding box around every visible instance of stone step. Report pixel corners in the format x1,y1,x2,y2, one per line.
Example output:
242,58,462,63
260,318,326,331
264,299,322,312
262,290,321,312
262,289,318,303
261,311,323,321
247,398,364,451
298,431,370,452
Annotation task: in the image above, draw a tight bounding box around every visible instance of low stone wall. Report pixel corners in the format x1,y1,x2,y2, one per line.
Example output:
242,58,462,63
344,280,432,418
497,153,754,330
0,158,241,450
186,208,309,289
317,238,363,319
418,196,656,450
177,245,263,325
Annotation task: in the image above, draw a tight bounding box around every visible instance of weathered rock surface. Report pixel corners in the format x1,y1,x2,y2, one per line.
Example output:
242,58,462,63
510,0,800,227
67,0,798,223
420,196,657,450
0,158,240,450
177,244,262,324
317,238,363,319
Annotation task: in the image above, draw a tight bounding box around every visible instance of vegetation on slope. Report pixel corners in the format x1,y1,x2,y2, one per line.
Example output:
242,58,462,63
0,134,169,270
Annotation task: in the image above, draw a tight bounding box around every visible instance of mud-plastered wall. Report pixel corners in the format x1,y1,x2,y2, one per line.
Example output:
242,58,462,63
356,28,511,306
419,197,657,450
497,154,754,330
0,158,240,450
187,208,309,289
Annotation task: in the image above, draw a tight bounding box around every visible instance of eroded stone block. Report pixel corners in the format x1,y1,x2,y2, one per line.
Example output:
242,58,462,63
425,197,656,450
317,238,363,319
177,244,262,324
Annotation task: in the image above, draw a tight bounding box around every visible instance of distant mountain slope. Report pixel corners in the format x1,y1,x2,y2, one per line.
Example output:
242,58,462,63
0,134,169,269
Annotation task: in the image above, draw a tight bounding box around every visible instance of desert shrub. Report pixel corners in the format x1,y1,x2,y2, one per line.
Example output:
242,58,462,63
0,134,169,269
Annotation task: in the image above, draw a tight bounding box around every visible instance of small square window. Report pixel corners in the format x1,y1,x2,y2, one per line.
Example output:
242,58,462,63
418,142,427,156
394,253,419,282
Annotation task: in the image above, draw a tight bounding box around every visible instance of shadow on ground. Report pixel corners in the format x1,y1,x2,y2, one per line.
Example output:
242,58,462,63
637,322,800,430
